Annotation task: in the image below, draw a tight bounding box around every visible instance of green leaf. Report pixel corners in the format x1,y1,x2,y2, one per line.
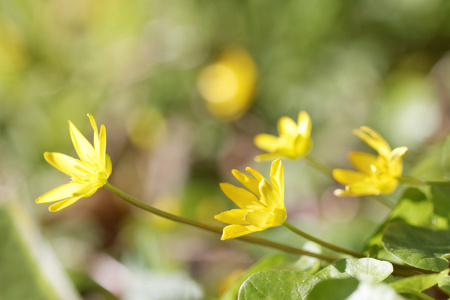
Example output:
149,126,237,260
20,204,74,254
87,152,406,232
237,270,320,300
431,186,450,223
438,275,450,293
315,258,393,284
364,188,433,257
0,206,58,300
382,222,450,271
390,269,448,295
306,278,359,300
220,254,288,300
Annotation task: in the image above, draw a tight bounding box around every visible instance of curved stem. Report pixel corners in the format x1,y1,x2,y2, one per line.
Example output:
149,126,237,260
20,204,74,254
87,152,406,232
370,195,395,209
398,176,450,187
305,155,333,176
282,221,364,258
104,182,337,262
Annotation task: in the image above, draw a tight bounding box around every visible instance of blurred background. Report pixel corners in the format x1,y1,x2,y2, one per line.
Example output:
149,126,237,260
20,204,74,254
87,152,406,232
1,0,450,299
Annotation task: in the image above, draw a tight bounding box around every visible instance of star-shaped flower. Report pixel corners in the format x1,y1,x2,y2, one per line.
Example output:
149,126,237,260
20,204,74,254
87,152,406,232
333,126,407,197
254,111,312,161
215,159,286,240
36,114,112,211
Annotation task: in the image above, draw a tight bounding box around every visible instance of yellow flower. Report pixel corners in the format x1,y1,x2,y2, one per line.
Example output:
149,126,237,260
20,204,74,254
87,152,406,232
333,126,408,197
254,111,312,161
36,114,112,212
215,159,286,240
197,47,257,121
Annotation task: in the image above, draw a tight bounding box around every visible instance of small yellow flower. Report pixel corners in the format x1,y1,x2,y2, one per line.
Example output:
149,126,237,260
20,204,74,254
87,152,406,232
333,126,407,197
36,114,112,212
254,111,312,161
215,159,286,240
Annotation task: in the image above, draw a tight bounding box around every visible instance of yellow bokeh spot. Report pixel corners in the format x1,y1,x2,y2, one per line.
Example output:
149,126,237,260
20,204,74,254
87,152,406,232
198,64,239,103
197,47,257,121
127,108,167,150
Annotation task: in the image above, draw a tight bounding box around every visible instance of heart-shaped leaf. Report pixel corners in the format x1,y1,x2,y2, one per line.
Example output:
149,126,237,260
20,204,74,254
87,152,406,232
382,222,450,271
306,278,359,300
238,270,320,300
315,258,393,284
390,269,448,295
364,188,433,256
220,254,288,300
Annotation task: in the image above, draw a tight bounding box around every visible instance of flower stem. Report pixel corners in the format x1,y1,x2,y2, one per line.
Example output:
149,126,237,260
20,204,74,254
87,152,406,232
304,155,333,176
398,176,450,187
282,221,364,258
104,182,337,262
370,195,395,209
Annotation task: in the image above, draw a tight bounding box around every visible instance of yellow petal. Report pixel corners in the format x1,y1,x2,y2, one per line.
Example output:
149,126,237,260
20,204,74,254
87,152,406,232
254,153,282,161
36,182,86,203
243,209,272,228
270,158,284,199
340,181,378,196
278,116,297,138
69,120,97,164
297,111,311,137
221,224,260,240
98,124,107,166
272,207,287,225
254,134,279,152
348,151,377,174
88,113,99,149
245,167,264,183
390,146,408,161
220,183,261,209
49,196,82,212
214,209,248,225
73,181,102,198
232,169,260,196
259,178,281,211
332,169,368,185
353,126,391,159
44,152,89,177
105,154,113,176
293,136,312,158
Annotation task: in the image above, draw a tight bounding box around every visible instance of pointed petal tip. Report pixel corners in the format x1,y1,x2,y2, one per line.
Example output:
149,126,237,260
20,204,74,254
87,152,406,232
333,189,345,197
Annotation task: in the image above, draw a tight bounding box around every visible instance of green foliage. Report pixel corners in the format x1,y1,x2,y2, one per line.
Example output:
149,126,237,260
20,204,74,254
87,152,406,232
0,206,59,300
315,258,393,284
437,275,450,293
390,269,448,298
238,270,320,300
365,188,433,256
220,254,288,300
306,278,359,300
382,222,450,272
430,186,450,224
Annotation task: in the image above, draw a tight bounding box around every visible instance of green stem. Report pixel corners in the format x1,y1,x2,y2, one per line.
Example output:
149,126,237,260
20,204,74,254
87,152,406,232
397,176,426,186
305,155,333,176
398,175,450,187
104,182,337,262
282,221,364,258
370,195,395,209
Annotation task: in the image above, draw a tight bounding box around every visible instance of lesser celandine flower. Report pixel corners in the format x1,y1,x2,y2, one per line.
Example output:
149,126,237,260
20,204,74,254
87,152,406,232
254,111,312,161
333,126,407,197
197,47,257,121
36,114,112,212
215,159,286,240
